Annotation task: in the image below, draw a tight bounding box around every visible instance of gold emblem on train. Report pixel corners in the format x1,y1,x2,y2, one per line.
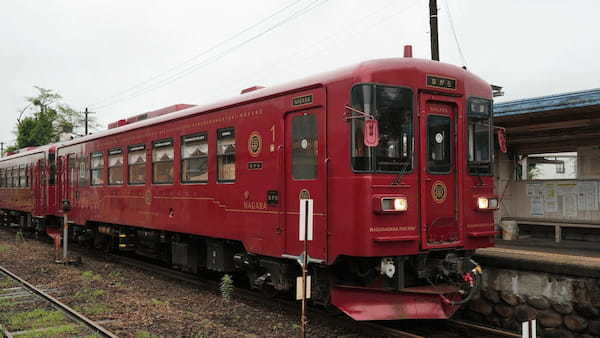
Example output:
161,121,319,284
299,189,310,200
248,131,262,157
431,181,447,204
144,190,153,205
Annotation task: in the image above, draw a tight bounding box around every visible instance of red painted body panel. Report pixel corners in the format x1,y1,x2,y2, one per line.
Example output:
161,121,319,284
0,58,496,321
331,286,459,320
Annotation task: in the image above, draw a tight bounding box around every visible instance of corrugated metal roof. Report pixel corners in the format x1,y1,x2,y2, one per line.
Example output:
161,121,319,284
494,88,600,117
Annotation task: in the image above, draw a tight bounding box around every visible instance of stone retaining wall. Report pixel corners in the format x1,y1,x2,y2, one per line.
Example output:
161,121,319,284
456,267,600,337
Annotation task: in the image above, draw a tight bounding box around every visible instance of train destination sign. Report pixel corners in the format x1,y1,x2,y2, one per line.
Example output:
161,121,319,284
292,94,313,107
426,75,456,90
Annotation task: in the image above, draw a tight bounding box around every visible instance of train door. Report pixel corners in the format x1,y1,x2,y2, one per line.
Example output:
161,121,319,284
284,108,327,260
59,154,76,209
33,158,46,216
419,95,462,249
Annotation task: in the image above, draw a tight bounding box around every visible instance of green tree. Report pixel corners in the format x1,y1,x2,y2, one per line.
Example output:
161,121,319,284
8,86,99,151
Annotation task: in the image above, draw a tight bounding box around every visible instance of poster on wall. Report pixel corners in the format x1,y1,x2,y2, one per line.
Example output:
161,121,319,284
576,181,598,211
543,183,558,213
527,183,544,216
563,193,578,217
530,197,544,216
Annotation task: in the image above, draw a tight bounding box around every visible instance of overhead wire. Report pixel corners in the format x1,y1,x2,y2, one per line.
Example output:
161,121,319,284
192,0,421,104
443,0,468,66
89,0,303,110
92,0,328,111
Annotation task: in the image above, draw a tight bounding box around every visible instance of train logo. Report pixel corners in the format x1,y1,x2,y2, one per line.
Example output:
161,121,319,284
144,190,153,206
431,181,447,204
299,189,310,200
248,131,262,157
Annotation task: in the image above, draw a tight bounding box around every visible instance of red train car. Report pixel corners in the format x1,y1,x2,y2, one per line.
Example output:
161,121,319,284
0,55,498,321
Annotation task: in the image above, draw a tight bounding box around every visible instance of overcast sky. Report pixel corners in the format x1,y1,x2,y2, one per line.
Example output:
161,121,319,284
1,0,599,145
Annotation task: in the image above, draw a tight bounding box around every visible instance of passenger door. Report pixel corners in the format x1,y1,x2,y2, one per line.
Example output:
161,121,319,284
284,109,327,260
419,96,462,249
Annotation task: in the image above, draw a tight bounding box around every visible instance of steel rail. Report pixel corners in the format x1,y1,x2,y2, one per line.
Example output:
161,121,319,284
0,265,118,338
448,319,521,338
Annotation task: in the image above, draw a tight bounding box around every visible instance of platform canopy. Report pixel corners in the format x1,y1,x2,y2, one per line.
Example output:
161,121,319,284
494,89,600,154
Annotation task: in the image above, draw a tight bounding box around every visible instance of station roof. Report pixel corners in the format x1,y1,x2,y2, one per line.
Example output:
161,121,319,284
494,88,600,154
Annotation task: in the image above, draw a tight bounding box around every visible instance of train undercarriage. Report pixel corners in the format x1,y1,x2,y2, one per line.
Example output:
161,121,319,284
1,209,481,321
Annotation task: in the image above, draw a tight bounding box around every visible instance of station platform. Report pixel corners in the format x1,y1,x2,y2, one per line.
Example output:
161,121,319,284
474,239,600,278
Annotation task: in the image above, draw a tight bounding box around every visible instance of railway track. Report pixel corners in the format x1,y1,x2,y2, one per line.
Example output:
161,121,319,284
0,264,117,338
111,254,521,338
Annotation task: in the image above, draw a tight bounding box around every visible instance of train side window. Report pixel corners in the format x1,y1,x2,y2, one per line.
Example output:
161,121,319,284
79,156,89,186
90,152,104,186
128,144,146,185
12,167,17,187
292,114,318,180
20,165,26,188
182,133,208,183
152,139,174,184
48,152,56,186
0,168,4,187
427,115,451,173
108,148,124,185
217,128,235,182
68,156,77,187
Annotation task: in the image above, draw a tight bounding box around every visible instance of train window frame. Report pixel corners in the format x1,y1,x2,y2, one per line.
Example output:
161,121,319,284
426,114,452,174
0,168,3,187
181,133,208,184
152,139,174,185
217,128,236,183
349,83,414,174
79,155,89,187
466,97,493,176
90,152,105,186
128,144,147,185
291,113,318,180
48,152,56,186
12,166,17,188
108,148,124,185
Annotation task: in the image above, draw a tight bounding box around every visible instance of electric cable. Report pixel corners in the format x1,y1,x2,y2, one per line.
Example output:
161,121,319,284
92,0,328,111
443,0,467,67
89,0,305,109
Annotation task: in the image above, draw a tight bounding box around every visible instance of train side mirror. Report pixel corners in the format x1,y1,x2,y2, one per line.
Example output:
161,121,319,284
364,119,379,147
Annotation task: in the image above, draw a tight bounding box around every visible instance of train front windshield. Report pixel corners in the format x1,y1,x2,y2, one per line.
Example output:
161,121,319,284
350,84,413,173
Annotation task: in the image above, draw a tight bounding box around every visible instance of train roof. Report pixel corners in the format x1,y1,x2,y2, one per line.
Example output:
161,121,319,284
3,57,489,159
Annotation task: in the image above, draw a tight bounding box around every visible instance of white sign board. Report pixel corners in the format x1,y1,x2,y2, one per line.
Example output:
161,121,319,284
522,319,536,338
299,199,313,241
296,276,311,300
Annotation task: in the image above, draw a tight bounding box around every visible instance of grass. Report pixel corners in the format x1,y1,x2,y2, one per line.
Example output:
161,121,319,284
81,271,102,282
0,244,8,253
73,288,105,302
2,308,68,331
0,277,16,289
74,303,109,316
151,298,168,306
16,323,80,338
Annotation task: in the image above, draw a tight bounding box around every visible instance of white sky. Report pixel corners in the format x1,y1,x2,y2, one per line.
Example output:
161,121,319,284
1,0,600,145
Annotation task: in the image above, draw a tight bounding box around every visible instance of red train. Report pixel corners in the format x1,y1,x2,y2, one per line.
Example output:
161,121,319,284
0,55,498,321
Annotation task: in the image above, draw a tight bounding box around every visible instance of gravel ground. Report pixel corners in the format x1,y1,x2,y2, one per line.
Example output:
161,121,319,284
0,228,367,337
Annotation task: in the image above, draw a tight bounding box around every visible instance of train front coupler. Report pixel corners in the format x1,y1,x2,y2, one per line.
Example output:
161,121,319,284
424,252,482,305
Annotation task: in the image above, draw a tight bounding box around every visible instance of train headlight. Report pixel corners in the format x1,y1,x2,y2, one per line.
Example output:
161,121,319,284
381,197,408,212
476,197,499,210
477,197,489,209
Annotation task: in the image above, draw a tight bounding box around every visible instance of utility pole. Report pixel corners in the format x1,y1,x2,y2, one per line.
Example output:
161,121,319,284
84,107,89,135
429,0,440,61
0,142,4,157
